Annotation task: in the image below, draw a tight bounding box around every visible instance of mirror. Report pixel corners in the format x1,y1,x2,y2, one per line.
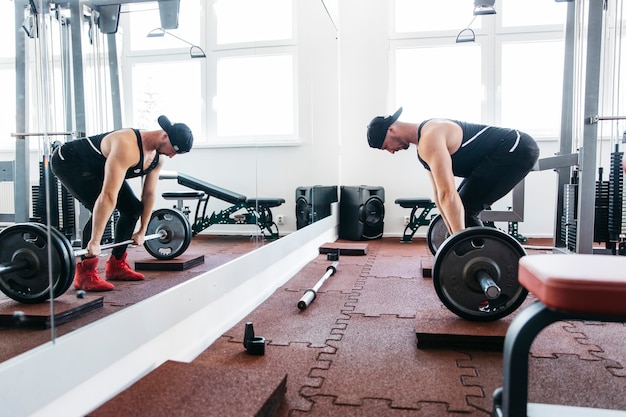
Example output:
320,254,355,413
0,0,340,381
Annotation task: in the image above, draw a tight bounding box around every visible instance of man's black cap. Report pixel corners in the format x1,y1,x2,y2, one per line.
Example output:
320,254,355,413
366,107,403,149
158,115,194,154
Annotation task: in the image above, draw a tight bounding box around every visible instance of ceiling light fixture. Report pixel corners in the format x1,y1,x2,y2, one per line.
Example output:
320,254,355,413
473,0,496,16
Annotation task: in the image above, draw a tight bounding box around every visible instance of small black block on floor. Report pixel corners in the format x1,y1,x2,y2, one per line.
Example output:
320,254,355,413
135,255,205,271
421,256,433,278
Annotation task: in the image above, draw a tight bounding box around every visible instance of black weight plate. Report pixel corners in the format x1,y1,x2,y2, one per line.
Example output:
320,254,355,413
427,214,449,255
47,225,76,296
432,226,528,321
144,208,192,260
0,224,66,303
28,223,72,299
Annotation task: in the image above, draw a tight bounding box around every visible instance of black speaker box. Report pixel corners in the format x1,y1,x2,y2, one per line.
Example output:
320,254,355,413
339,185,385,240
295,186,338,230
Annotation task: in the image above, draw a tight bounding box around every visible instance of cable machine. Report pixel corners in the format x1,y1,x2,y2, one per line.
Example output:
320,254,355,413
552,0,625,255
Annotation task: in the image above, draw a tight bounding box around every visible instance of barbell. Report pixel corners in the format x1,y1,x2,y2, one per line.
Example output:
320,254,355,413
0,208,192,304
431,226,528,321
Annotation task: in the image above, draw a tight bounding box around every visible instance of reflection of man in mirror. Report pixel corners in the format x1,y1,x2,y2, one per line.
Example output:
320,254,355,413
51,116,193,291
367,107,539,236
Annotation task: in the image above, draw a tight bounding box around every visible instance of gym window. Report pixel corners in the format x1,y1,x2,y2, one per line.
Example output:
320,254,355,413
122,0,297,147
390,0,566,140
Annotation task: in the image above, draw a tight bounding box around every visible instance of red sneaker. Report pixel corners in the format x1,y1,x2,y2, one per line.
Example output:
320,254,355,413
105,253,145,281
74,257,115,291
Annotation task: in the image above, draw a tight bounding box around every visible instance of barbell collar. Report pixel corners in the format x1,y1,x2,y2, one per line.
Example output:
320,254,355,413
326,261,339,275
297,289,317,310
476,269,501,299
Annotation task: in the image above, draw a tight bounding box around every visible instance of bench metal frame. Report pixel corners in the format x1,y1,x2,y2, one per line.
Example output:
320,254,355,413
161,172,285,241
394,198,437,243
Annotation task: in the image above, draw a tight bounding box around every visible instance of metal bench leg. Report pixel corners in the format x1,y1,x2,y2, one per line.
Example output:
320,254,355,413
494,302,564,417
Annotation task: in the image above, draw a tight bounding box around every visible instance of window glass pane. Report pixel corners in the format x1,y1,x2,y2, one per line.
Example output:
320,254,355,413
215,54,294,137
395,0,477,33
501,40,564,136
0,68,15,148
214,0,292,45
131,61,202,134
129,0,201,51
394,45,482,122
1,1,15,58
501,0,567,27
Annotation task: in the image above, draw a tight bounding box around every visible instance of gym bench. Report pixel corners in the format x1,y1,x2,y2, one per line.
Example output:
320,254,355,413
394,198,437,243
160,171,285,241
492,254,626,417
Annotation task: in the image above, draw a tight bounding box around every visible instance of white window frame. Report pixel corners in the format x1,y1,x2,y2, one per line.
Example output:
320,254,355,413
388,0,567,141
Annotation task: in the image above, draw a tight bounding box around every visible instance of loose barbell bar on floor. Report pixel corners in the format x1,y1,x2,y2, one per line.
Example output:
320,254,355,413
297,262,339,310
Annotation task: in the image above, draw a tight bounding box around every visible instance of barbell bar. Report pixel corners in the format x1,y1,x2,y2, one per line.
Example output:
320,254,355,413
297,262,339,310
73,231,166,257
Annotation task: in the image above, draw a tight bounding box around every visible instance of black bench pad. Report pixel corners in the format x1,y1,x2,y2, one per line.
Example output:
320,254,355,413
395,198,434,208
246,198,285,208
176,173,247,204
162,191,205,200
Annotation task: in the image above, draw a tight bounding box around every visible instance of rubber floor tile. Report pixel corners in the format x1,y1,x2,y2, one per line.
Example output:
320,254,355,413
375,238,431,257
195,336,330,414
366,255,423,279
528,354,626,410
89,360,286,417
302,314,482,412
291,395,491,417
530,321,602,360
567,321,626,376
458,351,503,414
349,276,424,318
222,288,352,348
464,347,626,413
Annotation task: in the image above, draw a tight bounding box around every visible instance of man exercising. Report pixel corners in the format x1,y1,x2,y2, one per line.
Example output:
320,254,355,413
367,108,539,235
51,116,194,291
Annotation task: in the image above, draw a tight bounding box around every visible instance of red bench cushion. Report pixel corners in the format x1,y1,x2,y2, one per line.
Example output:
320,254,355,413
519,254,626,316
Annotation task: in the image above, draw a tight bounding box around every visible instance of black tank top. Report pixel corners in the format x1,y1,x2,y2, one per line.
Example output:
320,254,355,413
416,120,520,177
61,129,159,179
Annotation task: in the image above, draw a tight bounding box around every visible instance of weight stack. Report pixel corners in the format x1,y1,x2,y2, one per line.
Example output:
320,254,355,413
295,186,338,230
561,183,578,252
339,185,385,241
32,160,76,241
594,180,609,244
608,150,624,242
623,178,626,236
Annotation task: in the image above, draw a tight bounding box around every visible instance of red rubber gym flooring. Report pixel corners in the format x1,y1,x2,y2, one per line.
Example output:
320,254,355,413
3,235,626,416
